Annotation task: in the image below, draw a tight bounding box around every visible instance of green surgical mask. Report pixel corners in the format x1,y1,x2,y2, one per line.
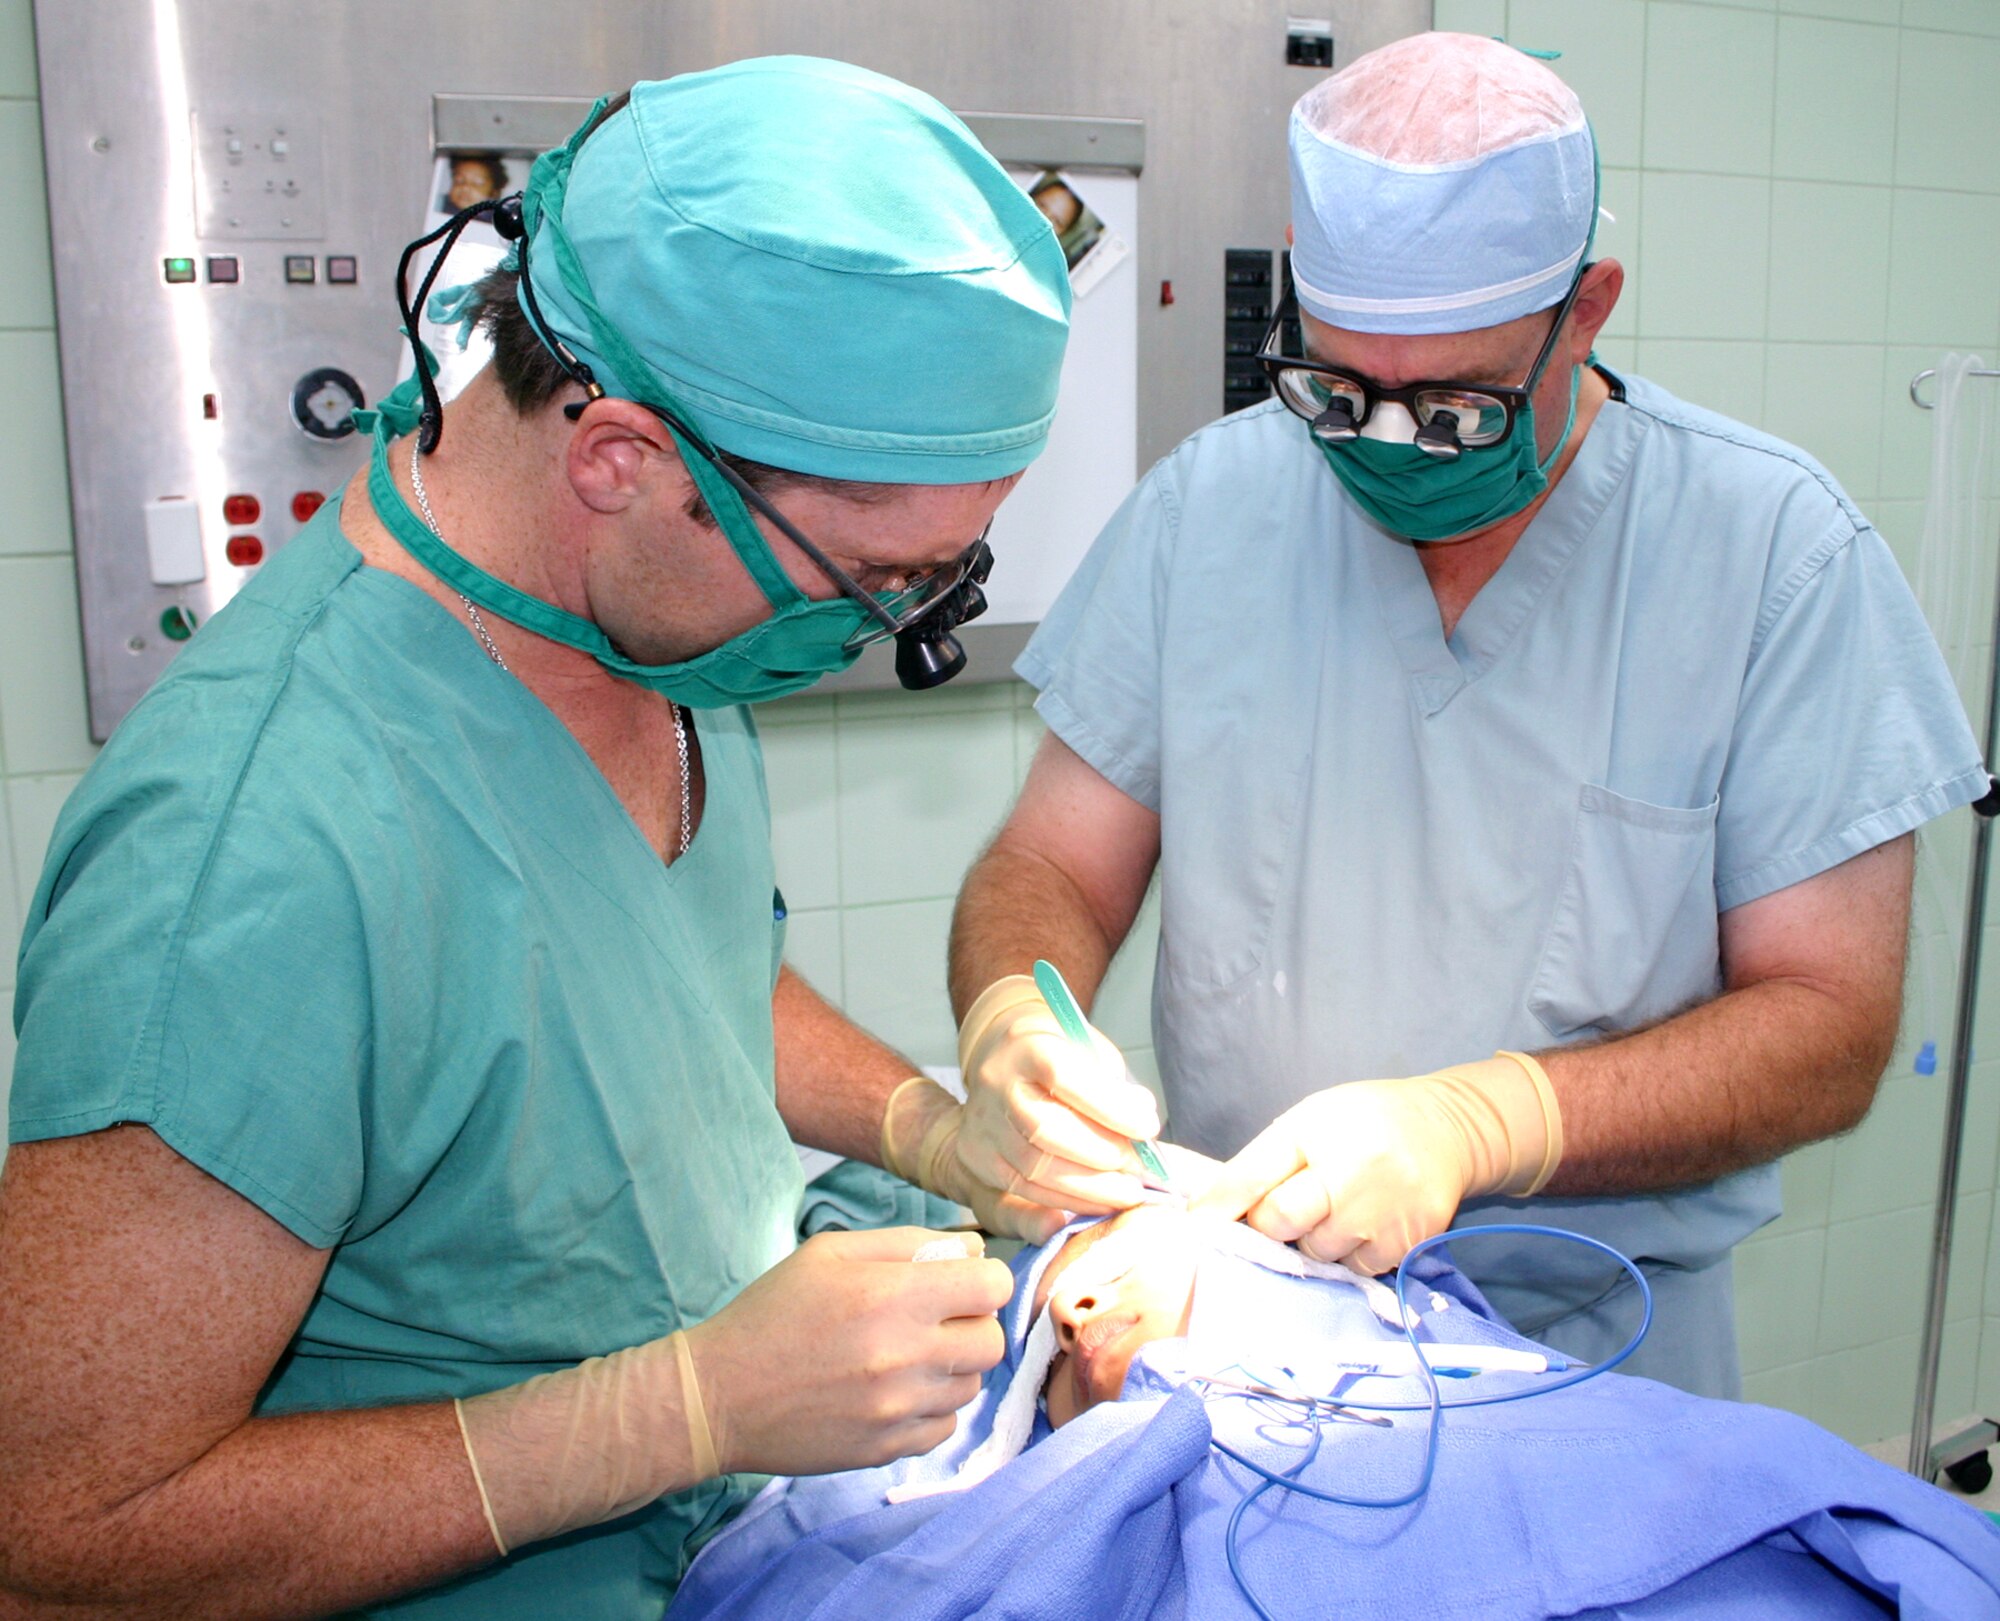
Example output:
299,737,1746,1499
1316,360,1582,543
358,375,876,707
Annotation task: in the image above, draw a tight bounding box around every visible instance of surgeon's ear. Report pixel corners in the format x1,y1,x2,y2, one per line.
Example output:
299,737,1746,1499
563,397,681,517
1566,259,1624,363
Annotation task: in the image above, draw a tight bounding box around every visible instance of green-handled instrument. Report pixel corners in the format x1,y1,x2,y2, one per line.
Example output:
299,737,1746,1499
1031,957,1173,1188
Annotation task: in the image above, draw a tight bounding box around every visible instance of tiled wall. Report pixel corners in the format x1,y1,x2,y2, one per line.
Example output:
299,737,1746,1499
0,0,99,1136
7,0,2000,1451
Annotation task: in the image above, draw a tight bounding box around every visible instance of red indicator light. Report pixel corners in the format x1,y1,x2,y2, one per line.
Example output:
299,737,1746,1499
201,394,218,420
225,534,265,567
291,490,326,523
222,493,261,525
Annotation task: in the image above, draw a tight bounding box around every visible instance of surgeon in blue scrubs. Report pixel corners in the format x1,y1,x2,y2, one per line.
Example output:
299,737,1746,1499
945,32,1985,1398
0,62,1071,1619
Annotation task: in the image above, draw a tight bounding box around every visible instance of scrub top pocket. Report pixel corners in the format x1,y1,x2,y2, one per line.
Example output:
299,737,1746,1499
1528,784,1722,1042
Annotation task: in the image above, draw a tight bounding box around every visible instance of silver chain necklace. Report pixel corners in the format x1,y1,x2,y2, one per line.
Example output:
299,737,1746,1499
409,441,693,860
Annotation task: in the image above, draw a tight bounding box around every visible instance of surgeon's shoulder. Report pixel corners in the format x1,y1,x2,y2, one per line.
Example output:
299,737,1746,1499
1615,371,1871,584
29,517,395,906
1135,399,1324,548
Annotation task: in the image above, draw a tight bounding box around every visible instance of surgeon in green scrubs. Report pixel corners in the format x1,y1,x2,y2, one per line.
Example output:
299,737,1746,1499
0,60,1070,1618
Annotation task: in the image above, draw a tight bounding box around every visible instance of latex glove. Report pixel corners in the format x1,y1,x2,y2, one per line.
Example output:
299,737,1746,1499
456,1226,1009,1554
950,974,1165,1222
1191,1052,1564,1275
882,1075,1069,1243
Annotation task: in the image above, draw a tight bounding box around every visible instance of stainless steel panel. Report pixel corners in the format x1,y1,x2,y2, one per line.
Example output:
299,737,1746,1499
35,0,1428,737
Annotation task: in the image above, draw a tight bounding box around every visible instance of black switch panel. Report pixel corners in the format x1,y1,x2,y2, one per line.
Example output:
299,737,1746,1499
1287,23,1334,68
1224,249,1276,416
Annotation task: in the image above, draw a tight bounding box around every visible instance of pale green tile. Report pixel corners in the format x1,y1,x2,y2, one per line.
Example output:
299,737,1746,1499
1742,1358,1814,1414
836,703,1018,907
1768,182,1893,341
1808,1332,1920,1443
1951,1190,1992,1319
1935,1312,1981,1427
781,907,843,1007
6,768,77,912
1816,1206,1932,1353
1672,0,1777,7
756,692,837,729
1779,0,1897,19
1735,1228,1827,1372
1773,19,1899,184
0,330,70,553
1507,0,1648,169
1430,0,1508,35
1887,189,2000,347
1770,1137,1836,1234
835,680,1017,722
1896,29,2000,193
761,721,839,912
1631,339,1766,424
1012,704,1048,791
1902,0,2000,38
1595,168,1641,340
0,99,49,328
1963,1059,2000,1197
1642,5,1778,176
1829,1072,1944,1219
1091,880,1160,1054
1637,173,1771,339
1760,342,1885,499
837,898,957,1069
0,558,95,773
0,780,18,993
0,0,36,100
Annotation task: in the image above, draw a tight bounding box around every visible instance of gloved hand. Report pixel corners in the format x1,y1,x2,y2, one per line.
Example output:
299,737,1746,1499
954,974,1165,1225
1191,1052,1564,1275
455,1226,1009,1554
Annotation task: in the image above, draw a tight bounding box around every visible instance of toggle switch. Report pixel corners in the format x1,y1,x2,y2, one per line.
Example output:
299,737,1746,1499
222,493,260,525
291,490,326,523
143,497,207,586
225,534,264,567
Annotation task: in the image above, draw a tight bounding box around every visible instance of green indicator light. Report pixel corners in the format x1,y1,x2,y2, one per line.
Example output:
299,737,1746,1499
163,257,196,284
159,605,197,641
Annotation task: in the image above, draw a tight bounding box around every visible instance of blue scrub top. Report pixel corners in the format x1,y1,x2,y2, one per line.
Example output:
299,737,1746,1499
1020,376,1984,1393
10,510,805,1615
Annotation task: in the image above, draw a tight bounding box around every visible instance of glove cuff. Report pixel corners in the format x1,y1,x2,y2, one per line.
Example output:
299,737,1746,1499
1444,1051,1564,1198
956,974,1046,1075
881,1074,947,1184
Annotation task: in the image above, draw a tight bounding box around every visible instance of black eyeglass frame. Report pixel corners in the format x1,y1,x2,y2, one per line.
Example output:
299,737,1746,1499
1254,265,1592,451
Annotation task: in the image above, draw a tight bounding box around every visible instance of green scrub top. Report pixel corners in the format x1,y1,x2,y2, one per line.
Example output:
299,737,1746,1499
9,508,805,1616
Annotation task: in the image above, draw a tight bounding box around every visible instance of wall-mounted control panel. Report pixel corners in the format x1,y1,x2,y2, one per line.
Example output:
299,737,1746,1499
34,0,1423,739
1222,248,1297,417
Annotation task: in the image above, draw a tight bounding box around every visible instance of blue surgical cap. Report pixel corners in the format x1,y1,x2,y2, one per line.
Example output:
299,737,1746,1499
519,57,1073,483
1289,33,1597,336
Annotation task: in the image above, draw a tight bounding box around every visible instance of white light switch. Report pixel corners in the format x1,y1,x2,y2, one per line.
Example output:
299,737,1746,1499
143,497,207,586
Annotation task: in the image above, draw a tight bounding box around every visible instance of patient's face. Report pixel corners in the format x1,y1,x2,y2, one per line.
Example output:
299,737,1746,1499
1037,1205,1200,1429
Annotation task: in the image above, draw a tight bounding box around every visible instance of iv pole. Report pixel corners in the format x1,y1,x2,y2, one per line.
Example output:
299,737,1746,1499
1906,364,2000,1485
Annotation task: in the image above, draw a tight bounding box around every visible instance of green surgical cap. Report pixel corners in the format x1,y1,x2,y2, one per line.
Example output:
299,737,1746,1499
519,57,1074,483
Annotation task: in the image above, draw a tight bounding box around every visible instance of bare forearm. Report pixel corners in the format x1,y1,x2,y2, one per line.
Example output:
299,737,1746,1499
1539,978,1895,1196
0,1402,491,1620
947,842,1124,1020
773,965,924,1162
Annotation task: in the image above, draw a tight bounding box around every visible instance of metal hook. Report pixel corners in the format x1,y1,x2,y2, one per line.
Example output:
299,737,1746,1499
1909,367,2000,410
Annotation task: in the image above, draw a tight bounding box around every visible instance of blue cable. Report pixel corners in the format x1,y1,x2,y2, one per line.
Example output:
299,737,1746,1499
1214,1223,1653,1620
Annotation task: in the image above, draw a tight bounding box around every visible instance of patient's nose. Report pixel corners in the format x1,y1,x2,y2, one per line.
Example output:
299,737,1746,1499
1049,1286,1100,1350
